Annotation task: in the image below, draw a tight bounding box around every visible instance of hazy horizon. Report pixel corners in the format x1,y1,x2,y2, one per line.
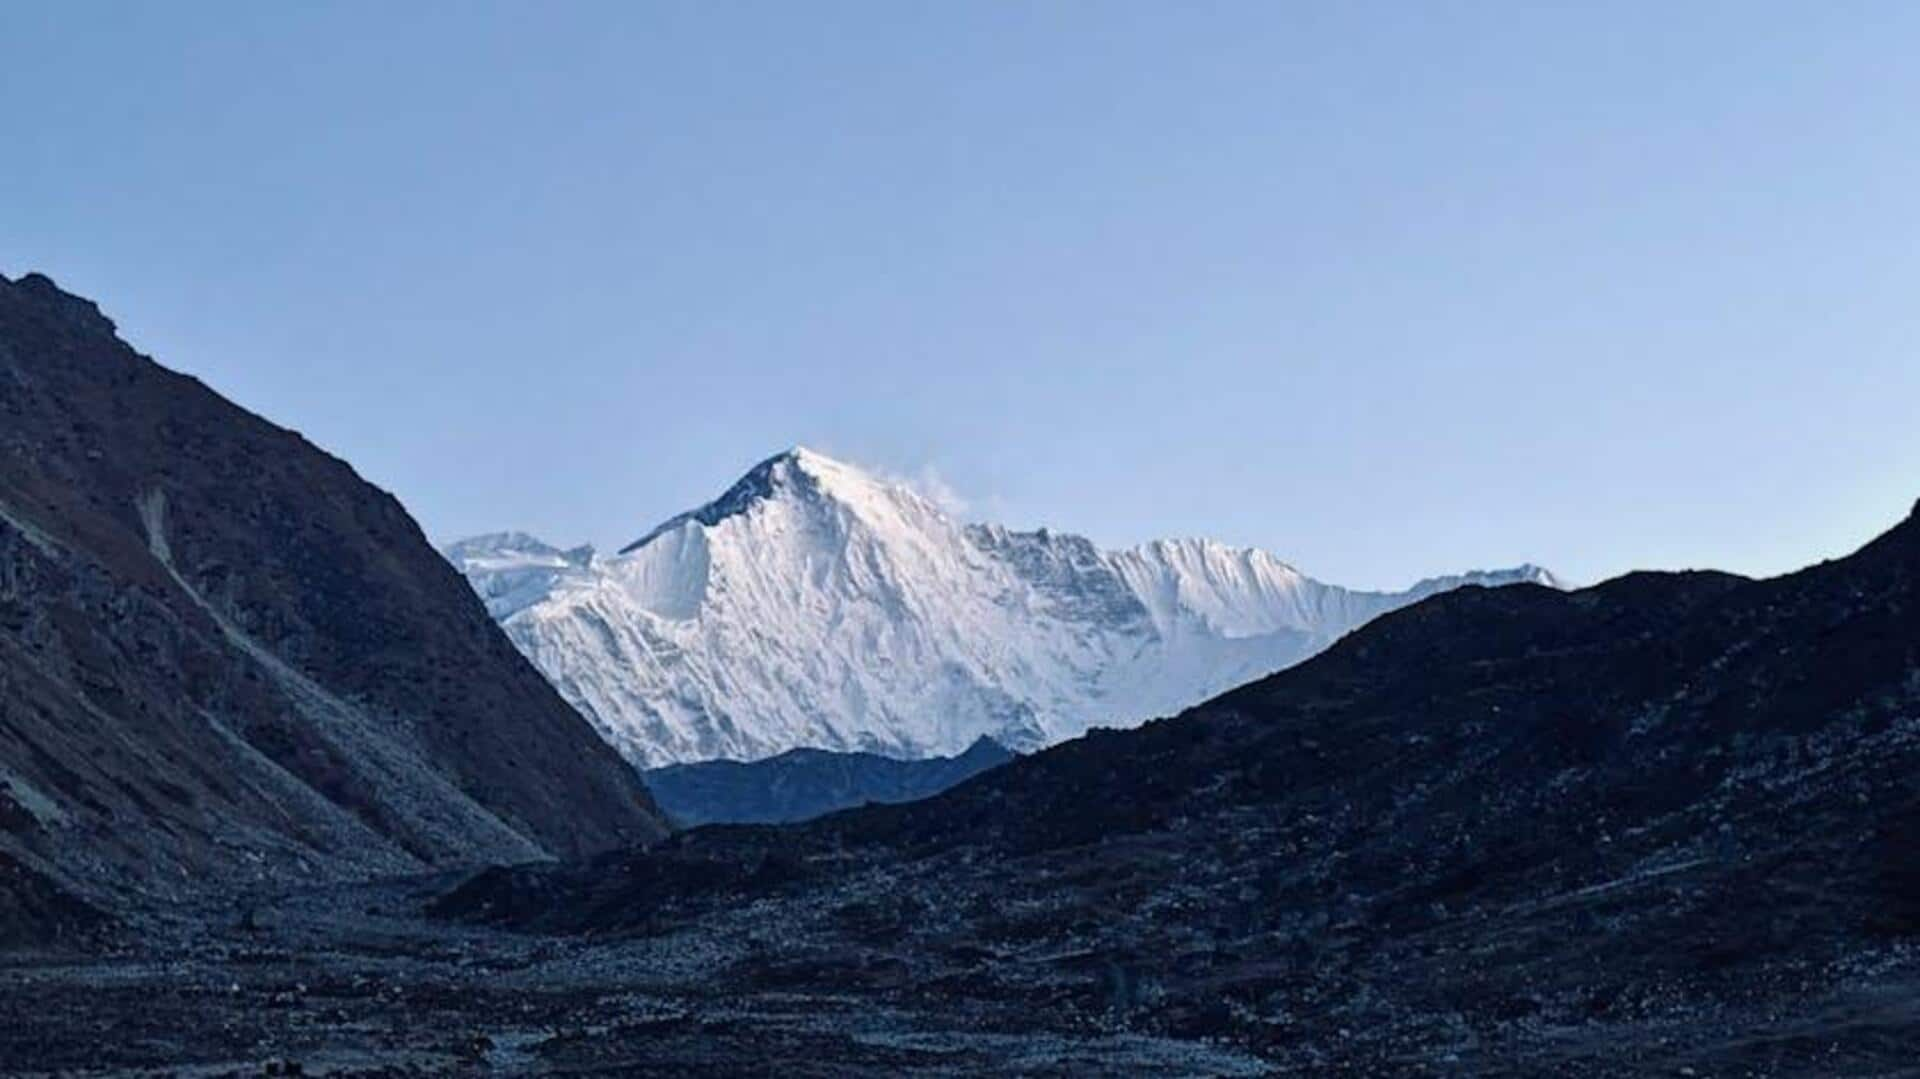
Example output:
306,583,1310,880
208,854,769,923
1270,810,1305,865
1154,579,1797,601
7,3,1917,590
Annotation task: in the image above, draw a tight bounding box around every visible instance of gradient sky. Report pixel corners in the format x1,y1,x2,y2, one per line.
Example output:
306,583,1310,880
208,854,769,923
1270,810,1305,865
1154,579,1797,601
5,2,1917,589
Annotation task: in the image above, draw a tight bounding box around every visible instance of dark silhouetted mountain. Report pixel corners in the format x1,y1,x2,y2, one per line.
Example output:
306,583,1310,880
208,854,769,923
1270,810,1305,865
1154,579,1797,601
0,272,666,913
439,501,1920,1072
645,737,1016,826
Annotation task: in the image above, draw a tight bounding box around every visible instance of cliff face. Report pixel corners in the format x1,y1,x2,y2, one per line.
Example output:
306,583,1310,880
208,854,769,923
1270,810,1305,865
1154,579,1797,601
0,273,665,903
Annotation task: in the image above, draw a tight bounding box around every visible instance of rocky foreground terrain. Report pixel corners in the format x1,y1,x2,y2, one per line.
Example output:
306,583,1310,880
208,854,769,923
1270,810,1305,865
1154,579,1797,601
6,813,1917,1075
7,498,1920,1074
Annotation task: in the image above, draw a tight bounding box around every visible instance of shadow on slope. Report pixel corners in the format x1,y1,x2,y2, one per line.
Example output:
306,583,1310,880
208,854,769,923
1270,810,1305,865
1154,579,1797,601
0,272,666,910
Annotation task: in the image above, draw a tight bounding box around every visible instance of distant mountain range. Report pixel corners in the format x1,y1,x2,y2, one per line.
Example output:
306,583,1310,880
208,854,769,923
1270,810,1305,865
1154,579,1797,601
645,737,1016,827
0,273,666,911
449,447,1563,766
441,495,1920,1072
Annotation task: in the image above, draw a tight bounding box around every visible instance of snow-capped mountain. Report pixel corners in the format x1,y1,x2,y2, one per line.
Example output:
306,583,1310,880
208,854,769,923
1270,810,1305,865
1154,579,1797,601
447,448,1563,767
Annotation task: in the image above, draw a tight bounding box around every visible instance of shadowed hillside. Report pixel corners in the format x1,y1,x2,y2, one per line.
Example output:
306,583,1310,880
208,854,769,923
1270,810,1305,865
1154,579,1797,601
0,273,666,916
438,499,1920,1072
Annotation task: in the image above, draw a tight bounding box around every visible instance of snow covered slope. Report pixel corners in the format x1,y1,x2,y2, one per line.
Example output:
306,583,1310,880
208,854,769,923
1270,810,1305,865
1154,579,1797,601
448,448,1563,766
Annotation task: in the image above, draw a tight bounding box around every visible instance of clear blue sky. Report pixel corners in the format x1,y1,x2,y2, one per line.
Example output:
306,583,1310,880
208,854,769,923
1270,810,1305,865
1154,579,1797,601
5,2,1916,588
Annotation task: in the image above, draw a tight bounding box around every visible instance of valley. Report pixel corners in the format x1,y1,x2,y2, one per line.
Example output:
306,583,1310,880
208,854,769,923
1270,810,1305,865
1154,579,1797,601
10,7,1916,1074
3,273,1917,1076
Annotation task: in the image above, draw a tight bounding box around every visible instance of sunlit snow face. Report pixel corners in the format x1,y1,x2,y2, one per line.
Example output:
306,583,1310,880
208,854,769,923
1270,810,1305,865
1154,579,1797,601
446,449,1561,769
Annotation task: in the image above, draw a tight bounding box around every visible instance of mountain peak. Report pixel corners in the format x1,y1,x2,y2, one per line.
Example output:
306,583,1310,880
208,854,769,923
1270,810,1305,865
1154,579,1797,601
781,443,834,468
4,270,119,337
1509,562,1567,588
444,531,593,571
621,446,937,553
445,530,559,558
459,446,1571,766
778,444,881,492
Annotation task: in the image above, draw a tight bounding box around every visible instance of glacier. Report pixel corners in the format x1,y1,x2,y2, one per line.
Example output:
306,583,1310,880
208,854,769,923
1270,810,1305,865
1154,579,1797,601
446,448,1564,767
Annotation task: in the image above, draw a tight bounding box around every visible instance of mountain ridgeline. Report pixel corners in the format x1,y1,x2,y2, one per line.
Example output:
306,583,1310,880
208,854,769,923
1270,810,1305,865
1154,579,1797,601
645,737,1016,827
3,271,1917,1071
449,448,1562,767
0,273,667,915
441,501,1920,1072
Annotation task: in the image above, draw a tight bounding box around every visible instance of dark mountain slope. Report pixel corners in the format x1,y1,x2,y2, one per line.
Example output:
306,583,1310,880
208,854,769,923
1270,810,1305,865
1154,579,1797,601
0,851,108,950
644,737,1016,826
0,272,665,908
441,502,1920,1072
